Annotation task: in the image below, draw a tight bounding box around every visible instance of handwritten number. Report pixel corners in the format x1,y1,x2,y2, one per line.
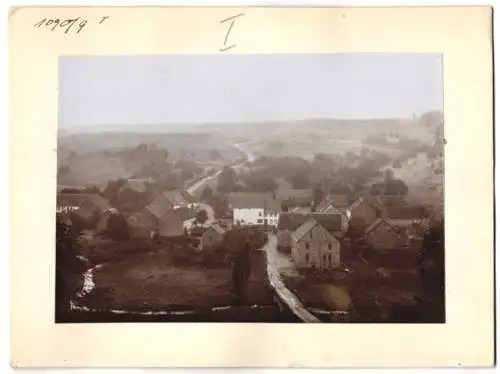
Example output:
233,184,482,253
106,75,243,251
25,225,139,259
77,19,87,33
50,19,60,31
33,18,46,28
32,16,109,34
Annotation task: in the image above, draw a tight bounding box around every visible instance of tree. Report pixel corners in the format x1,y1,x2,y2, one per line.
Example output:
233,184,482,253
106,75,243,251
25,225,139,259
288,172,310,189
200,185,214,201
384,179,409,196
313,184,325,205
217,166,238,193
105,213,130,241
102,178,126,205
55,219,87,321
244,175,277,193
118,188,143,212
417,219,445,322
196,209,209,225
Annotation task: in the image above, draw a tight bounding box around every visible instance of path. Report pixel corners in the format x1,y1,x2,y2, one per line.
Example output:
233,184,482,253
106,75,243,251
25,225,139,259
261,235,320,322
186,143,255,197
233,143,256,162
186,170,223,196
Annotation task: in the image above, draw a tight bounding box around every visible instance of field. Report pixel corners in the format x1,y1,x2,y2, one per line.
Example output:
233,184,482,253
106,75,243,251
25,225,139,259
80,240,273,312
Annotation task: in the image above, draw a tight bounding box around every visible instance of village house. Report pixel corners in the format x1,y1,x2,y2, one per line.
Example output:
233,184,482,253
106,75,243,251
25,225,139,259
118,177,156,194
228,192,281,227
126,211,154,239
277,212,348,252
157,210,184,237
364,217,425,251
316,194,351,215
139,189,196,237
382,204,429,228
96,208,120,234
291,218,342,270
200,223,226,250
56,192,111,214
56,193,113,228
278,188,314,208
347,197,378,225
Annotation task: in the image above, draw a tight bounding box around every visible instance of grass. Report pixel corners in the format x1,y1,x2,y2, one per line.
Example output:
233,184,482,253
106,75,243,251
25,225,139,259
83,249,274,312
90,255,234,310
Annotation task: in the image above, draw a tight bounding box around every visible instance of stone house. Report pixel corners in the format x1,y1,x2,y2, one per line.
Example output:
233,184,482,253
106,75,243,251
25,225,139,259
291,218,341,270
277,212,348,252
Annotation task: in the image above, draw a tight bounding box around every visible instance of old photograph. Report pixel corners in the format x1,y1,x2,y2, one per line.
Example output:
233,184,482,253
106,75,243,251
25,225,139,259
56,54,445,323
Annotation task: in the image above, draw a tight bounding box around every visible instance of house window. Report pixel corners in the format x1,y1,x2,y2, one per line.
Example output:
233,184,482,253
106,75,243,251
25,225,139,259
305,253,309,262
259,212,262,216
306,242,309,250
257,219,263,223
328,243,332,251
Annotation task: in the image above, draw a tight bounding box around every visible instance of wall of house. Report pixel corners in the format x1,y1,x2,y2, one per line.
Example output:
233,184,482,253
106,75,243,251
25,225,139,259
96,215,109,234
366,223,411,250
350,203,377,225
277,230,292,250
233,208,264,225
265,212,279,227
159,211,184,237
292,225,341,269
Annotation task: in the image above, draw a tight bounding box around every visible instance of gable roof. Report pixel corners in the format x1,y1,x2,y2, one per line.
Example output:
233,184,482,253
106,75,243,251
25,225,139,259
316,194,350,211
57,193,111,211
120,179,148,193
365,218,394,235
145,193,174,220
163,190,187,206
278,212,345,233
173,206,196,221
87,194,112,210
291,218,318,242
278,189,313,200
385,205,428,220
181,190,197,203
57,193,87,208
277,212,311,231
228,192,281,213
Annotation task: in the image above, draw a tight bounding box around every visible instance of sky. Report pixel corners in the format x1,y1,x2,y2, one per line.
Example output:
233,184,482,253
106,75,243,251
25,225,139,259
59,54,443,128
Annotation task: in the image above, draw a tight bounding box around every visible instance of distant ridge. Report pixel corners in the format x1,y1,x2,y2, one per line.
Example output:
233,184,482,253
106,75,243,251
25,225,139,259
59,115,436,135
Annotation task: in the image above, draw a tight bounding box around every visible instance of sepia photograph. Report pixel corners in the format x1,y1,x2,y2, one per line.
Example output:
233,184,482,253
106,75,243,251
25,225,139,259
55,54,445,324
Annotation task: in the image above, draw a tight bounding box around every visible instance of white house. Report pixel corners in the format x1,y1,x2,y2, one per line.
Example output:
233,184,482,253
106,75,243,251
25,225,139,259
228,192,281,227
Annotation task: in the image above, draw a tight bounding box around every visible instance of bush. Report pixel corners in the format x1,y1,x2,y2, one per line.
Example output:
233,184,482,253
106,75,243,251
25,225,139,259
105,213,130,241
